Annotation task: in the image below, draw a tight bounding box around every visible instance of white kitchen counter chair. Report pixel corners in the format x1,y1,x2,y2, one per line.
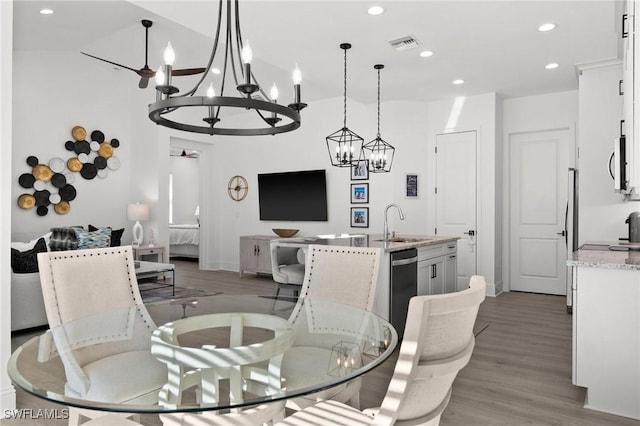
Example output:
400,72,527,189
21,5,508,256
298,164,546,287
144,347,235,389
37,246,167,426
283,244,382,412
270,241,305,300
274,275,486,426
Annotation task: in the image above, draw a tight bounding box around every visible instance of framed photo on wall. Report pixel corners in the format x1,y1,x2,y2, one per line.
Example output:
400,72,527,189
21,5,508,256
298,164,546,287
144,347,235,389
350,207,369,228
351,160,369,180
405,173,419,198
351,183,369,203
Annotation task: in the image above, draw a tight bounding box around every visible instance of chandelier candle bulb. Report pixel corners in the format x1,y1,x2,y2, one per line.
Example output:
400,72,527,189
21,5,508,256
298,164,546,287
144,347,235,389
163,42,175,66
163,42,175,87
293,66,302,102
241,42,252,86
206,83,216,124
155,66,165,101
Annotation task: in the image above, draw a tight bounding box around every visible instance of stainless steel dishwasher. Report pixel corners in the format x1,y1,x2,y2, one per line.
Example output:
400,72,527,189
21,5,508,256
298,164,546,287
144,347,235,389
390,248,418,338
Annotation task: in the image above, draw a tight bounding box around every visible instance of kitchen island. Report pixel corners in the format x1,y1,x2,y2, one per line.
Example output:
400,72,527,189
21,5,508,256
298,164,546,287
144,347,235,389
567,247,640,420
273,234,459,331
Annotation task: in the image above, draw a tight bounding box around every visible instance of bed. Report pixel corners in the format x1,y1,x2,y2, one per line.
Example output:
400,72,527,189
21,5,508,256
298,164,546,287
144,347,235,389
169,224,200,258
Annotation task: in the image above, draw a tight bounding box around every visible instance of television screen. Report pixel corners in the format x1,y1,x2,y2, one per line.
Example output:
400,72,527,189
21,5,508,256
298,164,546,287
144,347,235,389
258,169,328,221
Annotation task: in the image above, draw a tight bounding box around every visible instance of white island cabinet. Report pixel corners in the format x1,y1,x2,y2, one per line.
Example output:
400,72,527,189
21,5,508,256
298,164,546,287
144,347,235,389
568,249,640,420
417,242,458,295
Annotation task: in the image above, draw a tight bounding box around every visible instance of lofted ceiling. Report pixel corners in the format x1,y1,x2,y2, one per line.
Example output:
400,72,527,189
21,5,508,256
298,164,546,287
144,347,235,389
13,0,621,105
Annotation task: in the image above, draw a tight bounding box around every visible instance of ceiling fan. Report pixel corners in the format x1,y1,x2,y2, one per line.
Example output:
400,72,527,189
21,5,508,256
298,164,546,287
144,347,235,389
81,19,206,89
171,149,199,159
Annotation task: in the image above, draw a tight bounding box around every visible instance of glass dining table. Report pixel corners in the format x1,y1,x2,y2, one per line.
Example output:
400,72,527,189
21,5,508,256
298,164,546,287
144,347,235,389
7,295,397,415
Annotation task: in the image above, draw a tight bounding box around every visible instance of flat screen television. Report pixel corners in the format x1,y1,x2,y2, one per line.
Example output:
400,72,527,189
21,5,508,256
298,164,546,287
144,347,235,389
258,169,328,221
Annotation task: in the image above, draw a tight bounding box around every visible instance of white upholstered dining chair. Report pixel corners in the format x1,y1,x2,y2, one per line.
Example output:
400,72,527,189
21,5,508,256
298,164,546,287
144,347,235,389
274,275,487,426
282,244,382,411
37,246,167,426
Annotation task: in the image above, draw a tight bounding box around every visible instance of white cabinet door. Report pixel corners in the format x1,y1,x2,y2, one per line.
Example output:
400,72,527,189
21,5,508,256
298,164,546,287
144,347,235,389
428,257,445,295
444,253,457,293
417,261,430,296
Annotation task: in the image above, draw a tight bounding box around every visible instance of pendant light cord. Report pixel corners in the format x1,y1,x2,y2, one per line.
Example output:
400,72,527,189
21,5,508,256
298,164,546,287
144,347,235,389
343,46,348,129
377,67,381,138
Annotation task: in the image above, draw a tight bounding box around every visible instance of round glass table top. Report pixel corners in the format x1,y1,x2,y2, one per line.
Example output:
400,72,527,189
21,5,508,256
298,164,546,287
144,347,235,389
8,295,397,414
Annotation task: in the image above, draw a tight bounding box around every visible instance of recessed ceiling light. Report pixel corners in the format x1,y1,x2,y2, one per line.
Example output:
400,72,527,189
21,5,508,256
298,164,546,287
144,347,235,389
39,8,54,15
368,6,384,16
419,50,434,58
452,79,464,85
545,62,559,69
211,68,221,75
538,23,556,32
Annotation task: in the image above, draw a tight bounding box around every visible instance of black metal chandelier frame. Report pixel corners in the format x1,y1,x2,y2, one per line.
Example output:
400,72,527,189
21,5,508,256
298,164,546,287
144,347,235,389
326,43,364,167
148,0,306,136
360,64,395,173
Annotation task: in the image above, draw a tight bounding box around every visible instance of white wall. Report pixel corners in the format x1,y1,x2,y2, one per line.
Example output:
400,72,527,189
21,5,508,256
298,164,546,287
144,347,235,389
502,90,579,291
1,0,16,414
11,51,135,241
169,156,199,225
578,61,640,242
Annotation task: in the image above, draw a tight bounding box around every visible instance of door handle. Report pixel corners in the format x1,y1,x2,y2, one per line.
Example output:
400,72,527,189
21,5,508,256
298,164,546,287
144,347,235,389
463,230,475,236
557,230,566,237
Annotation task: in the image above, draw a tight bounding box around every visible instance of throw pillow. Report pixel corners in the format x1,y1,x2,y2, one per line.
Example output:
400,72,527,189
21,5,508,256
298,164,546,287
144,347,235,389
11,231,52,252
49,227,82,251
11,238,47,273
88,225,124,247
75,227,112,250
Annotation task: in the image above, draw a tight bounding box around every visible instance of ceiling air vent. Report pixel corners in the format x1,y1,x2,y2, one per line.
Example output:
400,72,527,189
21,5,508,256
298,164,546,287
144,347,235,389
388,35,421,51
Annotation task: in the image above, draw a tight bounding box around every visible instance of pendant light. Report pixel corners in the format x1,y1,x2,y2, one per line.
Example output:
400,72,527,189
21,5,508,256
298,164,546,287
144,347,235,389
360,64,395,173
326,43,364,167
148,0,306,136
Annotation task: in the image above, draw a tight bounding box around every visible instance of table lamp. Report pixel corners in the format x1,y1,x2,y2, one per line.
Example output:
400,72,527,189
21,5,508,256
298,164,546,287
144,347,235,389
194,205,200,225
127,203,149,246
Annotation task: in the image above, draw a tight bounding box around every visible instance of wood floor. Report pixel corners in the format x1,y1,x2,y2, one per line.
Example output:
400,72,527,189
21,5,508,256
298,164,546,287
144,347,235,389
9,259,640,426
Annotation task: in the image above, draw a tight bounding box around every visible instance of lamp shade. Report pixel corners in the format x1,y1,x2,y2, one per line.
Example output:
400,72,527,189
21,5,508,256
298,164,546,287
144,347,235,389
194,205,200,216
127,203,149,221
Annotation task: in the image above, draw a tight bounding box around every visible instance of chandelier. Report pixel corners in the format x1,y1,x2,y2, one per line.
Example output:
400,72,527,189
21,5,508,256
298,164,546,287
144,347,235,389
148,0,306,136
326,43,364,167
360,64,395,172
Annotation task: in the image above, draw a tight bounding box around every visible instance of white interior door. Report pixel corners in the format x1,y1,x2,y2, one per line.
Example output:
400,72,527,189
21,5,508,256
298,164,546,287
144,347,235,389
510,129,570,295
435,131,477,291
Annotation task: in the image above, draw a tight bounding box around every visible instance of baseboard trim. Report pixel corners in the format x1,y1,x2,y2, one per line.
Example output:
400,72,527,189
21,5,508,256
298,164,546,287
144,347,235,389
486,280,504,297
1,384,16,414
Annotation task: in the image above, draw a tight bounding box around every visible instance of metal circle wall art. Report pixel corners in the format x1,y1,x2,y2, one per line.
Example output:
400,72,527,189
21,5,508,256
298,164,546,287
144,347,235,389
16,125,123,216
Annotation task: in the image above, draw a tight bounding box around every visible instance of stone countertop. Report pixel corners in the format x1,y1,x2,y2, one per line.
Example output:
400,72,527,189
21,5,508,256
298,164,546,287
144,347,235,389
273,234,459,253
568,243,640,270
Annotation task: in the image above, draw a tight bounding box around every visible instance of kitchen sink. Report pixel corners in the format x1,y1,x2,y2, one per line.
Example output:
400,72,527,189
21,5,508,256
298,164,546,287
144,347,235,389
374,237,428,243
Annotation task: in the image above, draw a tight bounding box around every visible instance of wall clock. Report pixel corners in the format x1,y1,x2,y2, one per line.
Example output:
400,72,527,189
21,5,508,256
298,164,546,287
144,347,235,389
227,175,248,201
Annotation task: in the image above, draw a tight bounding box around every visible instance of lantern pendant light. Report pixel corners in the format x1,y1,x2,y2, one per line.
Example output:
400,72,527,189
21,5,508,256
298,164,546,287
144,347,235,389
326,43,364,167
360,64,395,173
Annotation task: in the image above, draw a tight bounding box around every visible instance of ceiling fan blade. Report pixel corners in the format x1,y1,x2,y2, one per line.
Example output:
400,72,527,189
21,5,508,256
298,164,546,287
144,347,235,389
139,76,150,89
171,67,207,76
81,52,139,73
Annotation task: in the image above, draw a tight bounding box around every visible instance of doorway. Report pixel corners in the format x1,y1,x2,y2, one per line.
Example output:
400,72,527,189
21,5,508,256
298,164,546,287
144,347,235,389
168,137,213,269
435,131,478,291
509,128,570,295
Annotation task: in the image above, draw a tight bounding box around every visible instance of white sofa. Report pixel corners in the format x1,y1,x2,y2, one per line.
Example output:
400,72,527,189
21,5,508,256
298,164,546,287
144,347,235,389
10,232,51,331
11,271,48,331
